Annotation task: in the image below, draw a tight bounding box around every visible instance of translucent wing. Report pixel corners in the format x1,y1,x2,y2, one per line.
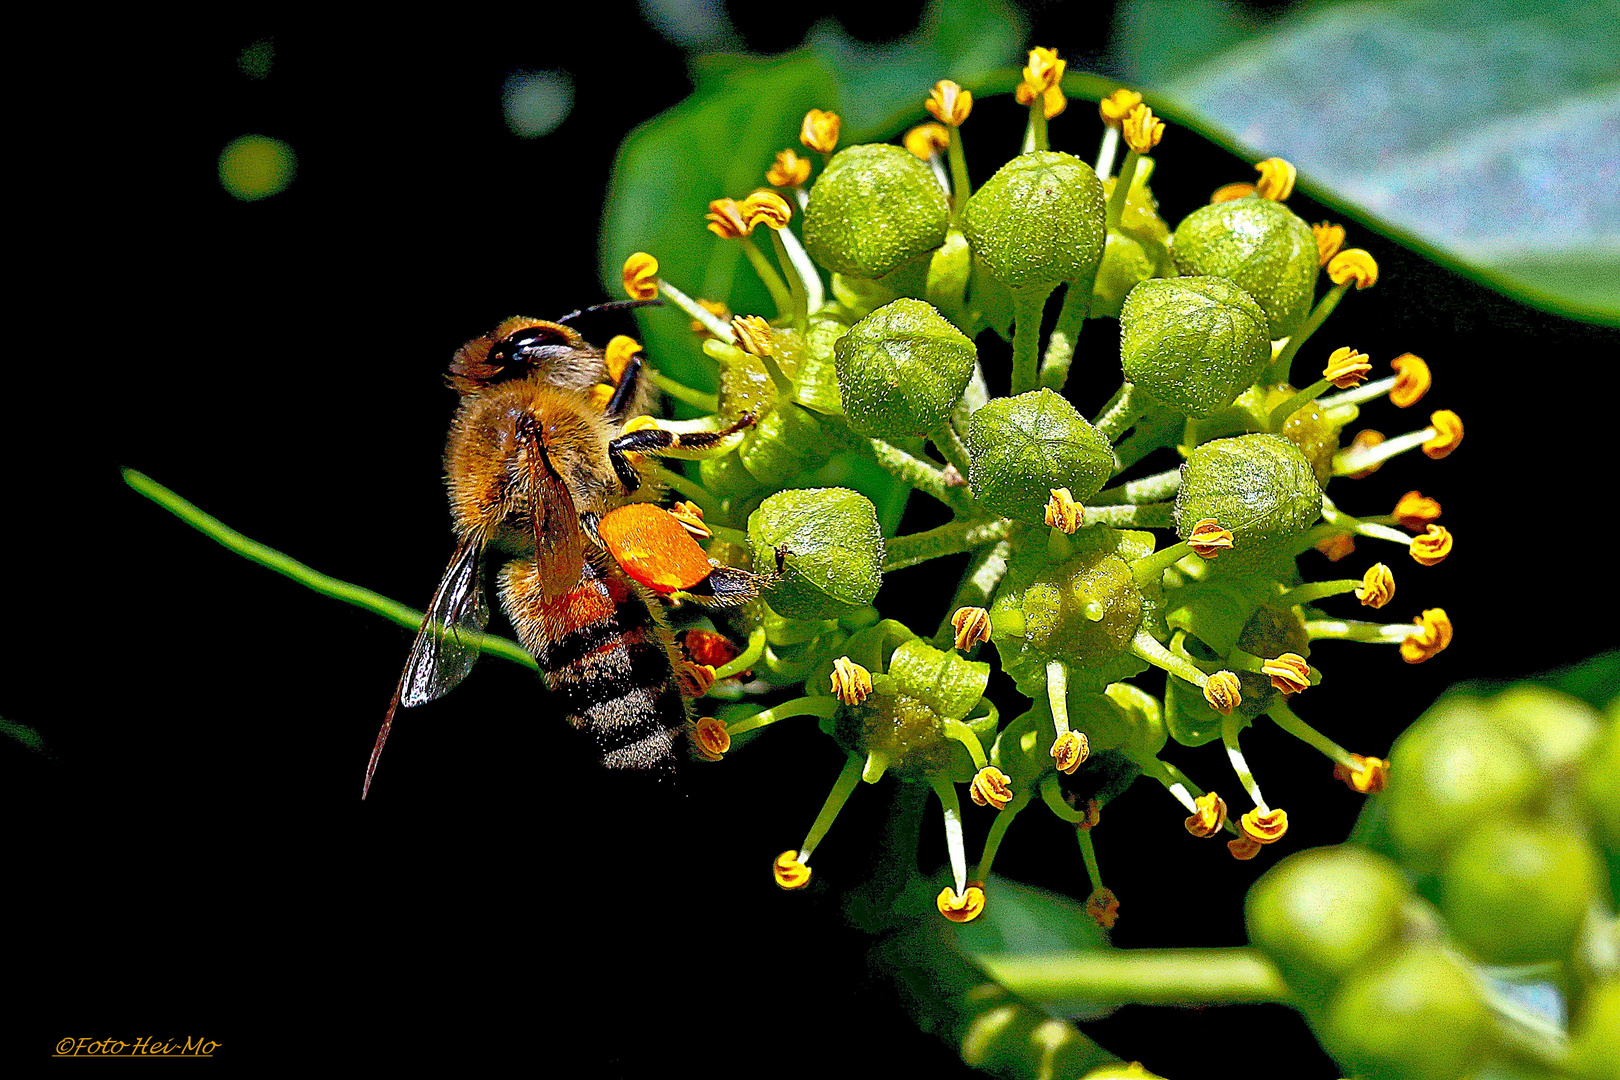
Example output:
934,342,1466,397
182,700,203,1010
517,414,584,598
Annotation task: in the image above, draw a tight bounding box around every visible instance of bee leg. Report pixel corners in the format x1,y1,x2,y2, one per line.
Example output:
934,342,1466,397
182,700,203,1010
604,351,644,421
676,564,770,609
608,412,757,460
578,511,605,549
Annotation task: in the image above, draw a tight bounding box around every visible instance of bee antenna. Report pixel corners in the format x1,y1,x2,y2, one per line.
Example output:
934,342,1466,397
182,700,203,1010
555,298,664,325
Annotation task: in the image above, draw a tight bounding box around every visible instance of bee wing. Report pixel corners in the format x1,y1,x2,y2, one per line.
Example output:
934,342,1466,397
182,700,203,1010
518,416,585,598
363,537,488,799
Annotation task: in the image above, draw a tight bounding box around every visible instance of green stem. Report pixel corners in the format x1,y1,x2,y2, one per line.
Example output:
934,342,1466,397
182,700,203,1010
651,466,721,518
767,228,809,332
1303,618,1415,645
978,948,1290,1006
946,124,972,211
1009,285,1054,395
970,794,1024,882
739,237,794,319
122,469,538,669
1090,467,1181,506
798,754,866,863
649,372,718,414
724,694,839,736
929,773,970,896
884,518,1015,572
1085,503,1173,529
1105,149,1141,229
1277,578,1360,608
659,278,735,343
1092,382,1143,444
711,625,766,680
931,422,973,481
1094,124,1120,180
1266,378,1333,431
1023,101,1048,153
1268,699,1354,768
1270,282,1348,380
1037,277,1093,392
1130,540,1192,587
933,539,1012,646
866,439,975,516
1130,628,1210,688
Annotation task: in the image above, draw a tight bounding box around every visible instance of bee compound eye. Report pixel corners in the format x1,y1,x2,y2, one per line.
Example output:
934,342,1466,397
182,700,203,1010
488,323,573,371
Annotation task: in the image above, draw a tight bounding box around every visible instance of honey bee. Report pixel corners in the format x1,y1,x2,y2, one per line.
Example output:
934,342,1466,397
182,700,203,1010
364,305,764,797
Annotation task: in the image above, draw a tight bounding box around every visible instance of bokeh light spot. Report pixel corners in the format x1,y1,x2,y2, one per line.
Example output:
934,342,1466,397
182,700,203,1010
218,135,296,201
501,70,574,139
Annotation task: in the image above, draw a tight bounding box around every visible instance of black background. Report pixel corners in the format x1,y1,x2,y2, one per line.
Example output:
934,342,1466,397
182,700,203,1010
9,3,1617,1073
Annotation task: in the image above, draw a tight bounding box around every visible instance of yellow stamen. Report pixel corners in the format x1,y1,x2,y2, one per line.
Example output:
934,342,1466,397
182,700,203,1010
1334,754,1390,794
1400,609,1453,663
937,885,986,923
766,148,810,189
731,314,774,357
1015,80,1066,119
1262,653,1312,696
1392,491,1442,531
690,299,731,338
904,122,951,160
830,656,873,706
1254,157,1297,201
667,500,710,539
1203,671,1243,716
926,80,973,127
1316,533,1356,562
773,850,812,889
1227,834,1263,860
1184,791,1228,837
1345,430,1385,478
969,766,1014,811
1324,346,1372,389
1044,487,1083,534
1355,563,1396,609
1051,730,1089,774
1389,353,1431,407
705,197,749,239
1122,103,1164,153
1023,47,1065,91
1327,249,1379,290
1422,410,1463,459
1098,88,1143,128
1085,887,1120,929
676,660,717,699
621,252,660,301
604,334,640,384
1211,182,1256,203
1241,806,1289,844
694,716,730,761
1409,525,1453,567
1312,222,1346,267
1188,518,1235,559
741,189,792,231
951,607,992,651
800,109,841,154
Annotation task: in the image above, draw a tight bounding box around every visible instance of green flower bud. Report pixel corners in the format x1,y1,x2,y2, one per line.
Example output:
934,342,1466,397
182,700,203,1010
792,312,852,416
1321,944,1491,1080
1175,434,1322,550
968,390,1114,524
698,451,762,500
962,151,1106,291
1245,845,1411,1001
1119,277,1271,418
803,144,950,280
924,227,974,329
748,487,883,620
834,298,976,437
1487,684,1601,775
1570,979,1620,1080
1101,680,1167,758
1171,197,1319,339
737,400,831,487
1441,817,1602,965
1580,711,1620,872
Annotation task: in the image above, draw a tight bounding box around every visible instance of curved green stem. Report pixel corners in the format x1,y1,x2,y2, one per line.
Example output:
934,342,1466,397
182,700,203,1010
885,518,1015,572
1009,285,1055,395
1037,278,1093,392
739,236,794,319
867,438,975,515
725,695,839,736
978,948,1290,1006
650,372,718,414
711,625,766,680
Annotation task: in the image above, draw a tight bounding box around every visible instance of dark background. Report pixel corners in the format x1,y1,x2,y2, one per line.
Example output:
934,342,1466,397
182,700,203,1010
9,3,1616,1073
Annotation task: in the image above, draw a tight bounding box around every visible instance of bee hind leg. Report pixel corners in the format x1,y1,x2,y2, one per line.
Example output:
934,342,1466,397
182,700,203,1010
675,564,771,609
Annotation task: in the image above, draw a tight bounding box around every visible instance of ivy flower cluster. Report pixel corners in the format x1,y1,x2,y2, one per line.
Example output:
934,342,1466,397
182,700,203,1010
616,48,1463,926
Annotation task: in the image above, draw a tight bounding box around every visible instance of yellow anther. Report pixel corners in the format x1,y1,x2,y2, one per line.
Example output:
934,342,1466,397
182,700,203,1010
1241,807,1289,844
1085,887,1120,929
1334,754,1391,794
1389,353,1431,407
731,314,774,357
694,716,731,761
830,656,873,706
604,334,640,384
1316,533,1356,562
705,197,749,239
1400,608,1453,664
926,80,973,126
1203,671,1243,716
1327,249,1379,289
1254,157,1297,201
1355,563,1396,609
969,766,1014,811
904,122,951,160
773,850,812,889
622,252,659,300
951,607,992,651
1422,410,1463,459
676,660,717,699
1345,430,1385,478
1227,834,1263,861
1392,491,1442,531
1023,46,1065,91
741,189,792,231
1188,518,1235,559
937,885,986,923
1323,346,1372,389
1312,222,1346,267
1015,79,1067,119
1051,730,1090,775
1098,88,1143,128
1262,653,1312,696
1211,182,1257,203
1184,791,1228,837
766,148,810,188
1044,487,1083,534
588,384,614,411
1122,103,1164,153
667,500,711,539
690,298,731,338
800,109,841,154
1409,525,1453,567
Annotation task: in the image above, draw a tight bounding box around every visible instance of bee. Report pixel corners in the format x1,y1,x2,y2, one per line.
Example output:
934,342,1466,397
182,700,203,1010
364,305,764,797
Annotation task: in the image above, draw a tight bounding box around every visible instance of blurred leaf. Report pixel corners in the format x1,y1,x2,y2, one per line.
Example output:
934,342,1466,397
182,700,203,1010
1121,0,1620,323
954,873,1117,1020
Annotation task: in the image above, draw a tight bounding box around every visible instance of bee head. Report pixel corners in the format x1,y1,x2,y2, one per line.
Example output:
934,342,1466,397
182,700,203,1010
447,318,602,396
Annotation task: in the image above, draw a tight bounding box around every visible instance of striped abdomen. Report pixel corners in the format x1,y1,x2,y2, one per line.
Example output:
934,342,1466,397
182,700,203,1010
500,555,688,775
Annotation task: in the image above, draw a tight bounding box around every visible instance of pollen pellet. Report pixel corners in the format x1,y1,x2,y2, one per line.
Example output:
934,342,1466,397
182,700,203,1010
597,503,714,593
